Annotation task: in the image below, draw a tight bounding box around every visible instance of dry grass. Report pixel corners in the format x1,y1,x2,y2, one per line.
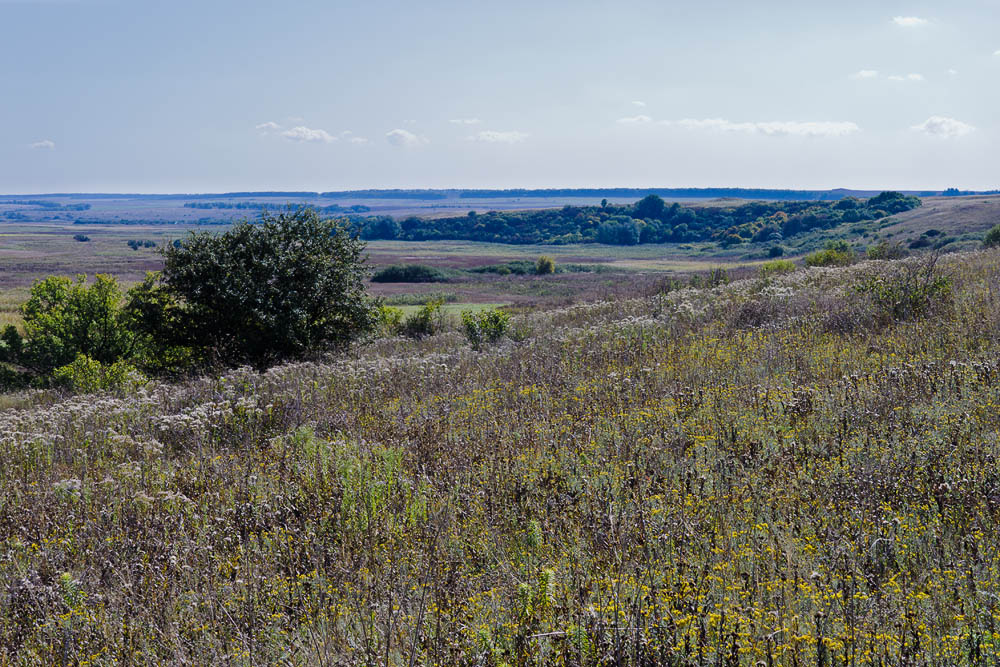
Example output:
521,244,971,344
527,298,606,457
1,251,1000,663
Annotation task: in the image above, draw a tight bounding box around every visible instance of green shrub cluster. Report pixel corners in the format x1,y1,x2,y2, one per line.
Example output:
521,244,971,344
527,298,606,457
0,207,377,389
805,240,856,267
371,264,450,283
534,255,555,275
758,259,796,278
984,223,1000,248
398,300,444,339
461,308,511,350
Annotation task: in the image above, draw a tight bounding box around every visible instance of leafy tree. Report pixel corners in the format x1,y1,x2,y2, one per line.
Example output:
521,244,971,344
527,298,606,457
361,217,401,240
134,207,378,369
634,194,666,220
10,274,134,376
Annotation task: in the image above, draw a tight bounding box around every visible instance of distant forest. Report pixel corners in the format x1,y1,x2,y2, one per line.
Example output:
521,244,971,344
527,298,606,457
352,192,922,246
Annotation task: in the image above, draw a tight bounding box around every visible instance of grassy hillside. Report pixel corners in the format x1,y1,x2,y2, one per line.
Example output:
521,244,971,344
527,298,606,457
2,250,1000,663
878,195,1000,243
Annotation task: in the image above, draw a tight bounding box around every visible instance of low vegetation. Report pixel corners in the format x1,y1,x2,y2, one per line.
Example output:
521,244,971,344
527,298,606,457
3,241,999,662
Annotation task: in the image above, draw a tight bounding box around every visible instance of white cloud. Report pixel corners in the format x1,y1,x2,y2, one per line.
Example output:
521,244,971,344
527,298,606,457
893,16,929,27
255,121,281,132
616,114,653,124
911,115,975,138
851,69,879,79
386,128,428,146
449,118,482,125
888,73,924,81
994,49,1000,56
469,130,529,143
664,118,860,137
30,139,55,150
280,126,337,143
631,100,646,107
337,130,369,144
948,68,958,76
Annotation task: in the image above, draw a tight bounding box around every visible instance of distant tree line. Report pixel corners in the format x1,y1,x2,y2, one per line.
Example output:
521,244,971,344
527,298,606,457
0,200,91,210
354,192,921,246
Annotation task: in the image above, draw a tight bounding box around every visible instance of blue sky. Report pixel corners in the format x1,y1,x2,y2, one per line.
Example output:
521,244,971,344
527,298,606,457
1,0,997,192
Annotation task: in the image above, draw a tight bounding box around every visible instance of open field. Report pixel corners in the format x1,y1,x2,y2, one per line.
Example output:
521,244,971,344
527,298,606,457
3,193,998,329
2,250,1000,663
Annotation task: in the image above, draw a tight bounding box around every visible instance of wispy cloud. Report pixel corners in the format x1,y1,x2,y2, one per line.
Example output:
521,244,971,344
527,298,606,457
469,130,528,144
280,126,337,143
994,49,1000,56
337,130,369,144
850,69,879,79
631,101,646,108
256,121,281,132
911,116,975,138
888,73,924,81
664,118,860,137
948,68,958,76
893,16,929,27
29,139,55,150
449,118,482,125
386,128,428,147
616,115,653,124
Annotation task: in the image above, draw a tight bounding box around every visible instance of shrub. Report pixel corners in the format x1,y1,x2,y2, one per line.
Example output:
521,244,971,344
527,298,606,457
400,300,443,339
866,241,909,260
134,207,378,369
535,256,556,275
52,353,145,393
758,259,796,278
461,308,511,350
376,305,404,337
805,240,855,267
371,264,449,283
984,224,1000,248
73,234,90,242
855,255,952,322
767,245,785,258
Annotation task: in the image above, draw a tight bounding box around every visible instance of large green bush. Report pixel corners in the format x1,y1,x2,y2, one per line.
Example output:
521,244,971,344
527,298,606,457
2,274,134,381
132,207,378,369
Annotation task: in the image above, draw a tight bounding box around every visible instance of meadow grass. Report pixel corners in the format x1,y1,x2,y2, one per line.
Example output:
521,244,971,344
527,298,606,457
1,251,1000,663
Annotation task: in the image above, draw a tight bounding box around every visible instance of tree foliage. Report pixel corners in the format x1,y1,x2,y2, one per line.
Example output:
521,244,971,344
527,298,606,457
140,207,378,368
339,192,921,246
10,274,134,376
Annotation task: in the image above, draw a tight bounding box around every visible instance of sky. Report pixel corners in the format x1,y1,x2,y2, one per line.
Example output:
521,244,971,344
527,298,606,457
0,0,997,193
